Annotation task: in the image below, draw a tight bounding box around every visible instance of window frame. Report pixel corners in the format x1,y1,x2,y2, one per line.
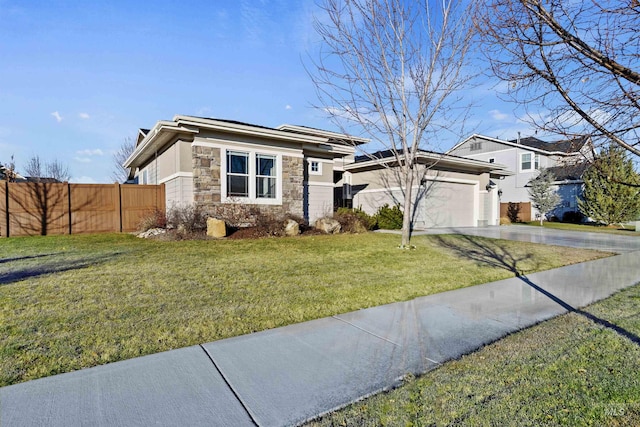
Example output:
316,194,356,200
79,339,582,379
308,160,323,176
221,148,282,205
256,153,277,199
521,152,541,172
226,150,250,198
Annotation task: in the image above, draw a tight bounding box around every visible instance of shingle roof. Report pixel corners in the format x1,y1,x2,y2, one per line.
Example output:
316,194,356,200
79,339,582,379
508,136,588,153
547,162,589,181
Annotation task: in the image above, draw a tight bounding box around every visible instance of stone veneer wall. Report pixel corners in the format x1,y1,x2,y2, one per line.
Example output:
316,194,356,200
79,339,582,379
192,145,304,225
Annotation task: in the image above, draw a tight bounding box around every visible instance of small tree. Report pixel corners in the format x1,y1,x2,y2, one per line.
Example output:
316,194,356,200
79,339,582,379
528,168,560,225
112,137,136,183
310,0,476,247
578,145,640,226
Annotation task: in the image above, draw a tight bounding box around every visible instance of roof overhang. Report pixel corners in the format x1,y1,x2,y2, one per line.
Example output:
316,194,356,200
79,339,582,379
345,151,513,177
277,124,369,146
124,116,361,178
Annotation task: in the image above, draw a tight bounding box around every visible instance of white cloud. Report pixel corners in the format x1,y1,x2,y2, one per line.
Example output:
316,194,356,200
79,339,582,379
74,157,92,163
51,111,63,123
79,112,90,119
489,109,509,121
76,148,104,156
70,176,98,184
285,105,292,110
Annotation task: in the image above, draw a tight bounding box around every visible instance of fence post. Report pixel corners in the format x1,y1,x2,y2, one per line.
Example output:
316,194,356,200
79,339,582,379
4,181,9,238
117,183,123,233
68,183,72,235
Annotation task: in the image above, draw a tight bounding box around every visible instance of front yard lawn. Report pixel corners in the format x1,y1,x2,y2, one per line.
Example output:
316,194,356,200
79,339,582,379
0,233,608,386
308,282,640,426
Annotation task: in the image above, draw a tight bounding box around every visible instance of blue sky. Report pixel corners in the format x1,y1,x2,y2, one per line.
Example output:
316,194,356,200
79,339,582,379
0,0,539,183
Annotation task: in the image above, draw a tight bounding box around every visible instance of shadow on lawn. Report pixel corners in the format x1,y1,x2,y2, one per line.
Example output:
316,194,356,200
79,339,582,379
0,253,60,265
0,252,125,285
434,235,640,346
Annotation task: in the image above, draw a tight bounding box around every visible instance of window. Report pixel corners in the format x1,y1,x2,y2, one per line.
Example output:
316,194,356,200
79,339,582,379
308,160,322,175
256,154,276,199
488,158,495,164
223,149,281,203
522,152,540,171
470,142,482,151
227,151,249,197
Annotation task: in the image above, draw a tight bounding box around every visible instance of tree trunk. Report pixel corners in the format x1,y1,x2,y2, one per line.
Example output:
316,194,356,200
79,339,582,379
400,170,414,247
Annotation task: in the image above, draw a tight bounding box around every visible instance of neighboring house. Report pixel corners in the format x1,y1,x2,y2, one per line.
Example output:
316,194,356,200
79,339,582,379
345,150,511,228
448,134,592,220
124,115,366,224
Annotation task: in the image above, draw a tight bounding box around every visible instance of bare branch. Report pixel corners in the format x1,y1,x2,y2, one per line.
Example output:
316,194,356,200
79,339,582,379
309,0,477,246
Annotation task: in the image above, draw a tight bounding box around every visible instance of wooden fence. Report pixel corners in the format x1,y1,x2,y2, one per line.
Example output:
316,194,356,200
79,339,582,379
500,201,532,223
0,182,165,237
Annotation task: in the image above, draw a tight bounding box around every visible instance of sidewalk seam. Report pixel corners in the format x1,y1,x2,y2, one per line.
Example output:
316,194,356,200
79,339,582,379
199,344,259,427
332,315,401,347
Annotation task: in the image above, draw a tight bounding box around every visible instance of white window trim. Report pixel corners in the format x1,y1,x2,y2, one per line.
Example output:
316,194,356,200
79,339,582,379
220,148,283,205
520,152,533,172
308,160,322,176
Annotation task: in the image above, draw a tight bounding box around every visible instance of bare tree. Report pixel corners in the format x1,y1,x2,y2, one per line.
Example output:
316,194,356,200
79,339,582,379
24,156,71,182
12,156,71,235
111,137,136,183
310,0,476,247
476,0,640,158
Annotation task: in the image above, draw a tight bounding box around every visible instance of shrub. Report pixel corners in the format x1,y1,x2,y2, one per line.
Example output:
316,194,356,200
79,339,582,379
138,209,167,232
166,204,207,234
562,211,585,224
506,202,521,223
375,203,403,229
335,207,377,233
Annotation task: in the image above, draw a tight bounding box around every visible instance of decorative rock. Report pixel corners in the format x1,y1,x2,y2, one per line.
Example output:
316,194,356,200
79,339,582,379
284,219,300,236
315,217,341,234
136,228,166,238
207,218,227,238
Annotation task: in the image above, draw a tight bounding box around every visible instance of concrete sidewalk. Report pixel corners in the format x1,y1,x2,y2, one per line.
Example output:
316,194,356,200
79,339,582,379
2,251,639,426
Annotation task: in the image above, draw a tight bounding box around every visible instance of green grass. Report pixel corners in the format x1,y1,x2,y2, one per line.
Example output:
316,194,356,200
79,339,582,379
308,283,640,427
0,232,608,387
522,221,638,236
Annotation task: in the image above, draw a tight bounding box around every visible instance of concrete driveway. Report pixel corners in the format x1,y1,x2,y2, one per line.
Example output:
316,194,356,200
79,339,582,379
407,225,640,253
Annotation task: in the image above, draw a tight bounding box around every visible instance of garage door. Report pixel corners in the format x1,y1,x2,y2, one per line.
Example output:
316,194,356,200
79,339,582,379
414,181,476,228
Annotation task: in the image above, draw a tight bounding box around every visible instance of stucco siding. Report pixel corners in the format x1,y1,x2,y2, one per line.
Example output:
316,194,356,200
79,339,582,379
304,183,334,223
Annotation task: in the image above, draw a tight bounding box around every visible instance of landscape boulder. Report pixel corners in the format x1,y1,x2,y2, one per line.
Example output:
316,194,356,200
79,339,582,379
315,217,341,234
207,218,227,238
284,219,300,236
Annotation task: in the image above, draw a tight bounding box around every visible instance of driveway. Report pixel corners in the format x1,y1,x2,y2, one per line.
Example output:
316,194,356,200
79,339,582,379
406,225,640,253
